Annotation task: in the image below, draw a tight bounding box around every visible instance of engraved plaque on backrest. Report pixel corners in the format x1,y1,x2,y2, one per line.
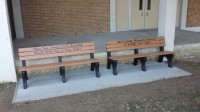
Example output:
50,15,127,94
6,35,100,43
33,43,84,55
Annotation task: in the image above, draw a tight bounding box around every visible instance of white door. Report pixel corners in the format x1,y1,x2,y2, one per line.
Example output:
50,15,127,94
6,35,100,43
131,0,159,30
130,0,145,30
117,0,160,31
116,0,129,31
144,0,159,29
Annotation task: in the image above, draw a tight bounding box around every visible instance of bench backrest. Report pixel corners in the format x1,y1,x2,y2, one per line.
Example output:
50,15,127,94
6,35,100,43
19,42,95,60
106,37,165,52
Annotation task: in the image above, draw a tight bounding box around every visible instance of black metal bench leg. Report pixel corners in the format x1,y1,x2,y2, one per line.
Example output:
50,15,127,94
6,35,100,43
133,58,139,66
24,71,28,80
140,57,147,71
21,71,27,89
91,63,95,71
165,54,174,68
107,59,111,69
94,62,100,78
59,67,62,76
112,60,118,75
157,55,164,63
60,66,66,83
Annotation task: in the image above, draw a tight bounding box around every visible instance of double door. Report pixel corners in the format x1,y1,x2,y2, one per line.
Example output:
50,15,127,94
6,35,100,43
131,0,159,30
116,0,159,31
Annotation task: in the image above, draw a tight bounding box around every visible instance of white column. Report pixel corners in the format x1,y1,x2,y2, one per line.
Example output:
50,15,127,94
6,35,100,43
110,0,116,32
0,0,17,82
158,0,178,51
12,0,25,38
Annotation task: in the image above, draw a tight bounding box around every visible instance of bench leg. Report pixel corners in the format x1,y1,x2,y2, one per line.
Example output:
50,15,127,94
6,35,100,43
165,54,174,68
140,57,147,71
94,62,100,78
133,58,139,66
60,66,66,83
157,55,164,63
91,63,95,71
112,60,118,75
24,71,28,80
59,67,62,76
107,59,112,69
21,71,27,89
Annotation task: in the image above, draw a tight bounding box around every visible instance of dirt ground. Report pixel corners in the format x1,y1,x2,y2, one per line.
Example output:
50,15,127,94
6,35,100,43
0,59,200,112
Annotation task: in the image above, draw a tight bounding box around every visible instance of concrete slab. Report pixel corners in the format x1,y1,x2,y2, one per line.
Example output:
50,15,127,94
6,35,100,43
13,62,191,103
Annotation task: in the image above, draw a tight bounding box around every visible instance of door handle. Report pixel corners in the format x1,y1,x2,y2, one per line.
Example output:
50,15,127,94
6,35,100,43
146,12,148,16
142,12,143,16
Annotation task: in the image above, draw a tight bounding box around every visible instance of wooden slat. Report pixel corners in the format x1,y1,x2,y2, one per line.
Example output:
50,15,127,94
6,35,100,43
18,42,95,60
19,49,95,60
107,44,165,52
107,40,165,48
107,37,164,44
19,42,94,52
109,51,174,60
106,37,165,51
19,46,94,57
19,58,100,71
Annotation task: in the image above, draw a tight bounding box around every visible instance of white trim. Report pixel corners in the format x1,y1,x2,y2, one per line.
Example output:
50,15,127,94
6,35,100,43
181,0,200,32
110,0,116,32
181,27,200,32
128,0,131,30
181,0,188,30
176,0,182,27
12,0,25,38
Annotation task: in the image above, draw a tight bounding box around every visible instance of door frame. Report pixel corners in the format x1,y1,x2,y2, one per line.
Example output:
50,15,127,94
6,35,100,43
128,0,131,30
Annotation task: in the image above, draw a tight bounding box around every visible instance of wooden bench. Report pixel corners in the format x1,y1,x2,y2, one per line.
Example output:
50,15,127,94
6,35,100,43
106,37,174,75
18,42,100,89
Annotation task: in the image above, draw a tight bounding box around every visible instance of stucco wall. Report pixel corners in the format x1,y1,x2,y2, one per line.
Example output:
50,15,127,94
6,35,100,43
187,0,200,27
21,0,110,38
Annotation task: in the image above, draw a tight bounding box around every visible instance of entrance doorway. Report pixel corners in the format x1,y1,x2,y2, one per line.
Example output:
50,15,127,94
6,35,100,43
130,0,159,30
116,0,129,31
116,0,182,31
116,0,159,31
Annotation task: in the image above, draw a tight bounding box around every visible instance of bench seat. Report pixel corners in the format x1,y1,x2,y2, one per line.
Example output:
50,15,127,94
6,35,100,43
109,51,174,61
19,58,100,71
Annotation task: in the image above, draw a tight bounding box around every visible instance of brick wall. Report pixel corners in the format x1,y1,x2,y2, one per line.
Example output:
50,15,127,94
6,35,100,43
21,0,110,38
187,0,200,27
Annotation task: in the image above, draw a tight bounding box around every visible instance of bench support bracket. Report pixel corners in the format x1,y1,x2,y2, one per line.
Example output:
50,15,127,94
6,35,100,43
107,52,112,69
157,54,174,68
21,71,27,89
165,54,174,68
95,62,100,78
133,58,139,66
111,60,118,75
139,57,147,71
133,49,139,66
60,66,66,83
107,59,112,69
91,63,95,71
58,56,66,83
157,55,164,63
21,60,28,89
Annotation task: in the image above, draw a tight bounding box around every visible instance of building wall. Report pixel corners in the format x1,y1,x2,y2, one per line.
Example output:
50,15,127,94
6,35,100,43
21,0,110,38
187,0,200,27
